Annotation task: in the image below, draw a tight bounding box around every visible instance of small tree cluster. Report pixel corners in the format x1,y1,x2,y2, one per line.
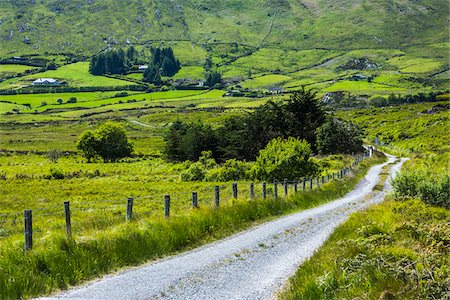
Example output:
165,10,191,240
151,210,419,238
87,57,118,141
316,118,364,154
143,65,162,84
205,71,222,87
165,88,364,164
164,121,217,162
251,137,318,181
89,48,131,75
151,47,181,77
77,122,133,162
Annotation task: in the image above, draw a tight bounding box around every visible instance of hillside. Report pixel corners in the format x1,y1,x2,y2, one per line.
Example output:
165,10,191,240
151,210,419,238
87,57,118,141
0,0,448,98
0,0,448,55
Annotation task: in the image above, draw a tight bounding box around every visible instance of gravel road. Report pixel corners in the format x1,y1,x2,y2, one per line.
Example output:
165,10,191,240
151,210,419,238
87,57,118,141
42,155,406,300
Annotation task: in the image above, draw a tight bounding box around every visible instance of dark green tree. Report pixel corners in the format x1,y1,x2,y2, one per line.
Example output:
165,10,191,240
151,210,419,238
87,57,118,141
76,122,133,162
205,71,222,87
142,64,162,84
283,87,326,150
164,121,218,161
316,118,363,154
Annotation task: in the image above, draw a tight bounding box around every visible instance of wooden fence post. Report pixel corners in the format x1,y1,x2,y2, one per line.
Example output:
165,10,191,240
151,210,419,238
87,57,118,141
126,197,133,222
309,178,313,190
232,182,238,199
302,177,306,191
192,192,199,208
322,176,325,185
164,195,170,218
273,180,278,198
214,186,220,208
249,183,255,200
262,182,267,199
294,179,298,193
24,209,32,251
284,179,288,198
64,201,71,237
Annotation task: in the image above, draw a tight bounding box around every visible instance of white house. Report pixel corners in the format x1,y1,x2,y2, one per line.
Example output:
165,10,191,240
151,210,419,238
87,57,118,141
138,65,148,71
32,78,62,86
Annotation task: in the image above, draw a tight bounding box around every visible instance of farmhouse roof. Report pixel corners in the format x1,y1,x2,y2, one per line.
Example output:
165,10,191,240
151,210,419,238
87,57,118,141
33,78,59,84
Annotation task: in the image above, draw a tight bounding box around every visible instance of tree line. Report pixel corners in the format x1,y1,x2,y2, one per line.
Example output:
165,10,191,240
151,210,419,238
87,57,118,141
164,88,363,163
89,46,181,81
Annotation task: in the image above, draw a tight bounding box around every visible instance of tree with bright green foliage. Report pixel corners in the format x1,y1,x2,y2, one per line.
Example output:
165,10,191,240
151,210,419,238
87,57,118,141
316,118,363,154
251,137,318,181
77,122,133,162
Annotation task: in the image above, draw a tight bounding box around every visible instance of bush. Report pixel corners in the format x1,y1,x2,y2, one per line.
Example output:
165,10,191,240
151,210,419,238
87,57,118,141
251,137,318,181
114,92,129,97
180,151,216,181
392,170,449,208
316,118,364,154
44,167,65,180
76,122,133,162
205,159,252,182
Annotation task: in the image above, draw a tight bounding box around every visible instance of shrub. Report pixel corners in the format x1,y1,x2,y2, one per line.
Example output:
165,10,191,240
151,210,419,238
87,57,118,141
392,170,450,208
76,122,133,162
251,137,318,181
316,118,364,154
44,167,65,180
205,159,252,182
114,92,129,97
180,151,216,181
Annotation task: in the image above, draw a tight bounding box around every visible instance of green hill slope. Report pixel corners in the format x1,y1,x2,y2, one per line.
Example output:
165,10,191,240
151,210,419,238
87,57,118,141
0,0,448,97
0,0,448,55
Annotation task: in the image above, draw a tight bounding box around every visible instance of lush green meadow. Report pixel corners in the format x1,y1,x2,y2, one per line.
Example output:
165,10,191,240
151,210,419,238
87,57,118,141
0,83,384,298
0,62,134,90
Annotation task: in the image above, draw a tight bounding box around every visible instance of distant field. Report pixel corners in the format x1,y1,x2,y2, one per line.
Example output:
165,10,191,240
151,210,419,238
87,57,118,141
0,62,135,89
324,80,408,94
172,66,205,80
0,64,37,74
0,91,142,108
241,74,292,89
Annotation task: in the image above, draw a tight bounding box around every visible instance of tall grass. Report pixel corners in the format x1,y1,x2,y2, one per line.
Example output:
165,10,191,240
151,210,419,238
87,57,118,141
0,155,385,299
278,199,449,300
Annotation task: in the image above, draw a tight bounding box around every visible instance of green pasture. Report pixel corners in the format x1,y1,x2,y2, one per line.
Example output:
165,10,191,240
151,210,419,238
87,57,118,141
324,80,407,94
0,62,135,90
172,66,205,80
0,64,37,74
241,74,292,89
387,56,445,74
125,73,143,81
0,91,141,108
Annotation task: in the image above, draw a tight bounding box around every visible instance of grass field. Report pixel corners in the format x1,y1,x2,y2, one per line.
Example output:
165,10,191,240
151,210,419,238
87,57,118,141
0,62,135,90
0,64,38,74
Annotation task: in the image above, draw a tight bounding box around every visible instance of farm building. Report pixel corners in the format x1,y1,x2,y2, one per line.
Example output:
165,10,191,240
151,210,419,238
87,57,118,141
32,78,62,86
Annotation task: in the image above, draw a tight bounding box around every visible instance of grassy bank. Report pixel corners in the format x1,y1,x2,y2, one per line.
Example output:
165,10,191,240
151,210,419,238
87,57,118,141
279,199,449,299
280,101,449,300
0,154,385,299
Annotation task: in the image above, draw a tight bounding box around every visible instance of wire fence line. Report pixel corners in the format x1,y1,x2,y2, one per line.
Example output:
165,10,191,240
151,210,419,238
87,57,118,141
1,153,369,251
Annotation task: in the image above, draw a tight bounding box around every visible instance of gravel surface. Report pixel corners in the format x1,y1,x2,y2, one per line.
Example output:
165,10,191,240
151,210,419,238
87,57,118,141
41,156,406,300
